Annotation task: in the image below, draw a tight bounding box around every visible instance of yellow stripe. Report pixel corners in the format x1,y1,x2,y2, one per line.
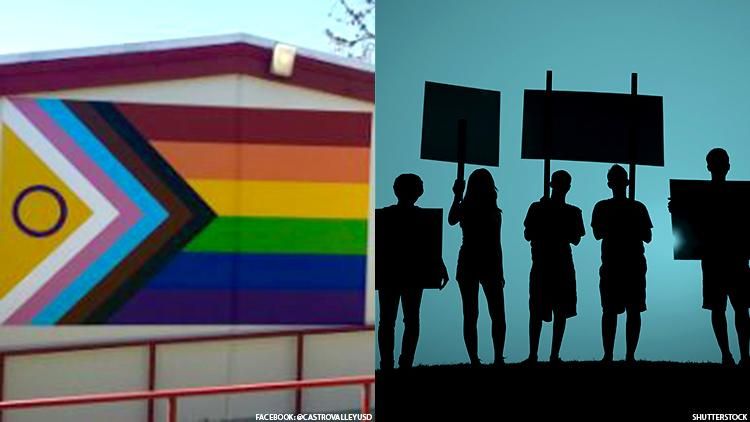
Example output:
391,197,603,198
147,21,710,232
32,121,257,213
188,179,370,219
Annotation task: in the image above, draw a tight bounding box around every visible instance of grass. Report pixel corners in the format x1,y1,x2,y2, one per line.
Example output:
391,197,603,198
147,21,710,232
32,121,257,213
376,360,749,421
385,359,731,369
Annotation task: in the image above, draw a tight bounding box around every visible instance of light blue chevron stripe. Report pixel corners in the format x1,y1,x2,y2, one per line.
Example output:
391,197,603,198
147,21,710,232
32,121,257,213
32,99,167,324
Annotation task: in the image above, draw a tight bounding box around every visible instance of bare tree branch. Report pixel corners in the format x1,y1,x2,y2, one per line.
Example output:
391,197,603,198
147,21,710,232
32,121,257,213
326,0,375,63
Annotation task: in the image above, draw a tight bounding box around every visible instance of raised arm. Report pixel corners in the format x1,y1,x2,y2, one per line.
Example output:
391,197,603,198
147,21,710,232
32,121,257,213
448,179,465,226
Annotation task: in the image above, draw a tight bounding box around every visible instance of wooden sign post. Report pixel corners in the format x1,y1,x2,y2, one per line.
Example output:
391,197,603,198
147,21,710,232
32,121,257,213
629,72,638,200
543,70,552,199
457,118,467,182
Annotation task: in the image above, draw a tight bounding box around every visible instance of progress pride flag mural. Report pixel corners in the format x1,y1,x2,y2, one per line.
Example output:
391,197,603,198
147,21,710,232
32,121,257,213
0,97,371,325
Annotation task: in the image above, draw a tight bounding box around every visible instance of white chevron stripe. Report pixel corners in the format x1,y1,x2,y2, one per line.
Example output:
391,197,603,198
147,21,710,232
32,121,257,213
0,100,118,322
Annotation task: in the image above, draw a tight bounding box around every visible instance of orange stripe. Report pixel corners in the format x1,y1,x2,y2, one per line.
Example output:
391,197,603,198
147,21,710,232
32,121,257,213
152,141,370,183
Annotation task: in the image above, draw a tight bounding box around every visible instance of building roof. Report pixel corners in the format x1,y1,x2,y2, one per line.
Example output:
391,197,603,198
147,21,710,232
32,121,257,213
0,33,374,102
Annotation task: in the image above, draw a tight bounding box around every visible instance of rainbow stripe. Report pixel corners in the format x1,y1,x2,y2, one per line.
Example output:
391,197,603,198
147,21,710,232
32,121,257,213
105,103,371,324
0,99,371,325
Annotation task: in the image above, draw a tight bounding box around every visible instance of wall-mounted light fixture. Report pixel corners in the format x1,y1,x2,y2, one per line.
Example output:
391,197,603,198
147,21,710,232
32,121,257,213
270,43,297,78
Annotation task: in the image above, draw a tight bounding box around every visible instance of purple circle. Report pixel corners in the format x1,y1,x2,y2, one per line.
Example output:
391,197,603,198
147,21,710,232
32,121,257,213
12,185,68,238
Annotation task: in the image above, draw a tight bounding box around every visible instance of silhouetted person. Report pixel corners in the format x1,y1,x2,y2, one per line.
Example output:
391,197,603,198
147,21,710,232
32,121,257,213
591,165,652,363
448,168,506,366
523,170,585,364
378,174,449,369
669,148,749,367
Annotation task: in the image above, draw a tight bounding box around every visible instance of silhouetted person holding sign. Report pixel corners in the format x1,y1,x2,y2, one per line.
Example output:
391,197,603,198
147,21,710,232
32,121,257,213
669,149,749,366
378,174,449,369
592,165,652,363
523,170,585,364
448,168,506,366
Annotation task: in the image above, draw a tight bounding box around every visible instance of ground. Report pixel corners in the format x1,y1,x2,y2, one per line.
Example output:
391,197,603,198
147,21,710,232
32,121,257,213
376,361,749,421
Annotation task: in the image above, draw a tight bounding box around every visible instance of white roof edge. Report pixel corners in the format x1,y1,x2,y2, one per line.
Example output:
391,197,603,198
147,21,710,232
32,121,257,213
0,32,374,73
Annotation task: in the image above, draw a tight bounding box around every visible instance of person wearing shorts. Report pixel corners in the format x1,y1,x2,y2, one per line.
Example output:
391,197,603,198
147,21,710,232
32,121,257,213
592,165,653,363
523,170,584,364
670,148,749,367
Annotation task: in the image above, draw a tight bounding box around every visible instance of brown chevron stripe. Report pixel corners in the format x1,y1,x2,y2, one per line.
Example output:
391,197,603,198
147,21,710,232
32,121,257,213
83,102,216,324
58,102,195,323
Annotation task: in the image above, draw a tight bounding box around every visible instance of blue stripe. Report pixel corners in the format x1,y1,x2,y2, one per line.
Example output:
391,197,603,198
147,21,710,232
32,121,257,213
145,252,366,290
32,99,167,325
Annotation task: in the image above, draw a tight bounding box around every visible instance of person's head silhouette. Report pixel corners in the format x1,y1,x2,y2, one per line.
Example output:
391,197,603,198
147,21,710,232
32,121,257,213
607,165,628,199
393,173,424,206
706,148,730,182
465,168,498,210
550,170,571,201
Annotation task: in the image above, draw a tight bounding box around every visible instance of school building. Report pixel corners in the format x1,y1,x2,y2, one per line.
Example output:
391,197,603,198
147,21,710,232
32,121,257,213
0,33,374,421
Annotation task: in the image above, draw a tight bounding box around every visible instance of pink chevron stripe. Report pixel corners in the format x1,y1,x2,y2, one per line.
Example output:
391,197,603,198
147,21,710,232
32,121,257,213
6,98,141,323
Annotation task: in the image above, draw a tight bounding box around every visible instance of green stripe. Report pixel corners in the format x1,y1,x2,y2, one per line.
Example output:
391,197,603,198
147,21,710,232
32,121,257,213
184,217,367,255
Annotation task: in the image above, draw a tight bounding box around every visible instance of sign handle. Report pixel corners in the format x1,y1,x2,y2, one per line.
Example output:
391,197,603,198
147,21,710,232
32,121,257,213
543,70,552,199
628,72,638,200
457,118,467,181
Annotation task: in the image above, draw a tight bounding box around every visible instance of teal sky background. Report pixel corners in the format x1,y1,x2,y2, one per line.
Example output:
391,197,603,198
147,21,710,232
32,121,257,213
376,0,750,365
0,0,344,55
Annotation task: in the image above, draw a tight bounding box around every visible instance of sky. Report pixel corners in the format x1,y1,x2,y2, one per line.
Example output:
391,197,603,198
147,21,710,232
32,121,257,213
0,0,349,56
377,0,750,366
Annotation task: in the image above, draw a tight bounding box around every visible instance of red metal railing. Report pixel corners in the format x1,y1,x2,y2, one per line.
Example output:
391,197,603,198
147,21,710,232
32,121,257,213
0,375,374,422
0,325,373,421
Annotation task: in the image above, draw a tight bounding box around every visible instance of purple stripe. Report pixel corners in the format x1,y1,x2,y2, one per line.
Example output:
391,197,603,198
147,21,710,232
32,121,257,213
107,289,365,324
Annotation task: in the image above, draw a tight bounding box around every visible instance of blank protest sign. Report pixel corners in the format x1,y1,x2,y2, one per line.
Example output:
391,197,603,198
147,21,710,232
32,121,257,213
420,81,501,166
521,90,664,166
375,207,444,289
669,179,750,260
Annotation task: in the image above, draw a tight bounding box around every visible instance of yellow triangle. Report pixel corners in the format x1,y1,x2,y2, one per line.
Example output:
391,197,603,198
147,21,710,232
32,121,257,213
0,125,92,298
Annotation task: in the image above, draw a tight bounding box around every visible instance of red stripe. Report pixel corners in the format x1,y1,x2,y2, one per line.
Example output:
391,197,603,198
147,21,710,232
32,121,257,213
0,43,374,102
116,103,372,146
